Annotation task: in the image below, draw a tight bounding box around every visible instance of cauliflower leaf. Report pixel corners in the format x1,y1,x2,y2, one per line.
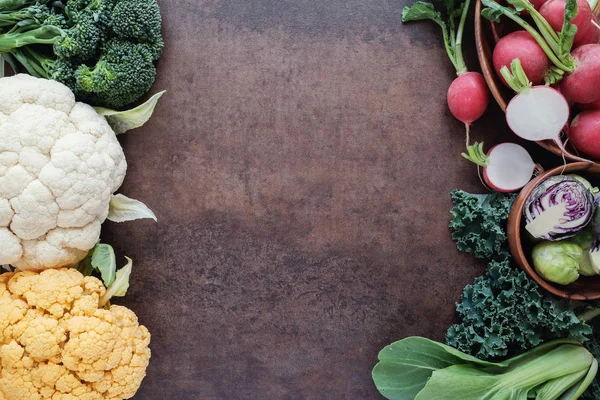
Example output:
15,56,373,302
94,90,165,134
108,193,157,223
100,257,132,307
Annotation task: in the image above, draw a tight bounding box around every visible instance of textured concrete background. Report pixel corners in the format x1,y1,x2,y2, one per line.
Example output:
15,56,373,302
102,0,549,398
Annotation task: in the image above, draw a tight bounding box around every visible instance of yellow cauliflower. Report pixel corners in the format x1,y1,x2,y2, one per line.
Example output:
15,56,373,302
0,268,150,400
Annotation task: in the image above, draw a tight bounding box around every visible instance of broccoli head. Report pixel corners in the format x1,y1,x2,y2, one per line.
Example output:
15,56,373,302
0,0,163,108
74,39,156,108
54,11,100,60
111,0,161,42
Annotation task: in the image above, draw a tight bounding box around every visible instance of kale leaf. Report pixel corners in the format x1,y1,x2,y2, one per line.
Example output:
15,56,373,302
446,256,593,359
449,190,516,260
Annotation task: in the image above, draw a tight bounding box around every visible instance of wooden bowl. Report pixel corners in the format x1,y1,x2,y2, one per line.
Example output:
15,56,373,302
508,162,600,300
475,1,600,162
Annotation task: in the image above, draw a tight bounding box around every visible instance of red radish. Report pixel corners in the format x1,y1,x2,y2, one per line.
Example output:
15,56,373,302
462,142,536,192
506,85,570,145
539,0,594,47
569,110,600,157
493,31,551,86
403,0,489,140
447,72,490,124
560,44,600,104
530,0,550,8
579,98,600,110
484,0,600,95
499,58,594,161
576,15,600,46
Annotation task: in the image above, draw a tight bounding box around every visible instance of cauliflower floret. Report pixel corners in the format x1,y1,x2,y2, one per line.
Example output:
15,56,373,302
0,269,150,400
0,75,127,270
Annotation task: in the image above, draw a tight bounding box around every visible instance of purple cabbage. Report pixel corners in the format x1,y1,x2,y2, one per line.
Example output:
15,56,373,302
524,176,595,241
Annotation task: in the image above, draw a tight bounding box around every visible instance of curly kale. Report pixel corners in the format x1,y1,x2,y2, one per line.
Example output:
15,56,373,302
0,0,163,108
446,188,600,397
446,256,594,359
449,190,516,260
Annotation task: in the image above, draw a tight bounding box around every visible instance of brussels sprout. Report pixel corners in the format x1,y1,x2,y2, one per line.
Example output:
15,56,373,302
531,241,582,285
572,231,597,276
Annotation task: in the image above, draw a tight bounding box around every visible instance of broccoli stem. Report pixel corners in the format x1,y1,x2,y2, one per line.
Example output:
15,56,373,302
10,46,52,78
0,0,37,11
0,25,61,53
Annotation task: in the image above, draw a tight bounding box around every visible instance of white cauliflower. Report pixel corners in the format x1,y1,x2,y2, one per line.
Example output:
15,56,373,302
0,74,126,270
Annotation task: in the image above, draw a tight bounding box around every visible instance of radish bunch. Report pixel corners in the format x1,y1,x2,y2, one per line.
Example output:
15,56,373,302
482,0,600,160
402,0,489,136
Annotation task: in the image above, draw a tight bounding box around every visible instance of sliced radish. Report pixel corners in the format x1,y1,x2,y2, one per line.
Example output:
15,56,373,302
501,58,592,162
506,85,570,143
462,142,536,192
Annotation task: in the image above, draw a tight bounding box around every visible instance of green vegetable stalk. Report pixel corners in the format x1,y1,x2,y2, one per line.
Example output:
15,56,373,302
373,337,598,400
402,0,471,75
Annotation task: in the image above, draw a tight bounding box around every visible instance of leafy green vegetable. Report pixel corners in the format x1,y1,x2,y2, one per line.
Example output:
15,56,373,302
446,257,593,359
100,256,132,306
78,242,134,305
373,337,597,400
90,243,117,287
108,193,157,223
446,188,600,396
449,190,516,260
402,0,470,75
94,90,165,134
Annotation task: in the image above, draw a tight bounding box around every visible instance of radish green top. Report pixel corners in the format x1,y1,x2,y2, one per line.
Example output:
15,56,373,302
499,59,533,93
402,0,472,75
483,0,580,83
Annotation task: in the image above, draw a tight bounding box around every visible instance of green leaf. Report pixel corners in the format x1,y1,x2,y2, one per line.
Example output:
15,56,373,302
373,337,502,400
402,2,445,24
448,190,516,260
90,243,117,287
557,0,579,59
504,0,534,12
108,193,157,223
100,257,133,306
94,90,165,134
373,337,593,400
481,7,504,21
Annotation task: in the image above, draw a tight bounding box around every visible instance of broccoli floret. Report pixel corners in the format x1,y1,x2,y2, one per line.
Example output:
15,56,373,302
0,4,49,28
66,0,115,29
54,11,100,60
42,12,68,29
110,0,161,42
74,39,156,108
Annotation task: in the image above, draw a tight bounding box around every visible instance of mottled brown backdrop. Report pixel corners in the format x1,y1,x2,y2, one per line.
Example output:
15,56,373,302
103,0,551,399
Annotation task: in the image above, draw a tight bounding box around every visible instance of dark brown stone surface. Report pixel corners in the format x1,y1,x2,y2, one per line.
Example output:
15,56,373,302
102,1,554,399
